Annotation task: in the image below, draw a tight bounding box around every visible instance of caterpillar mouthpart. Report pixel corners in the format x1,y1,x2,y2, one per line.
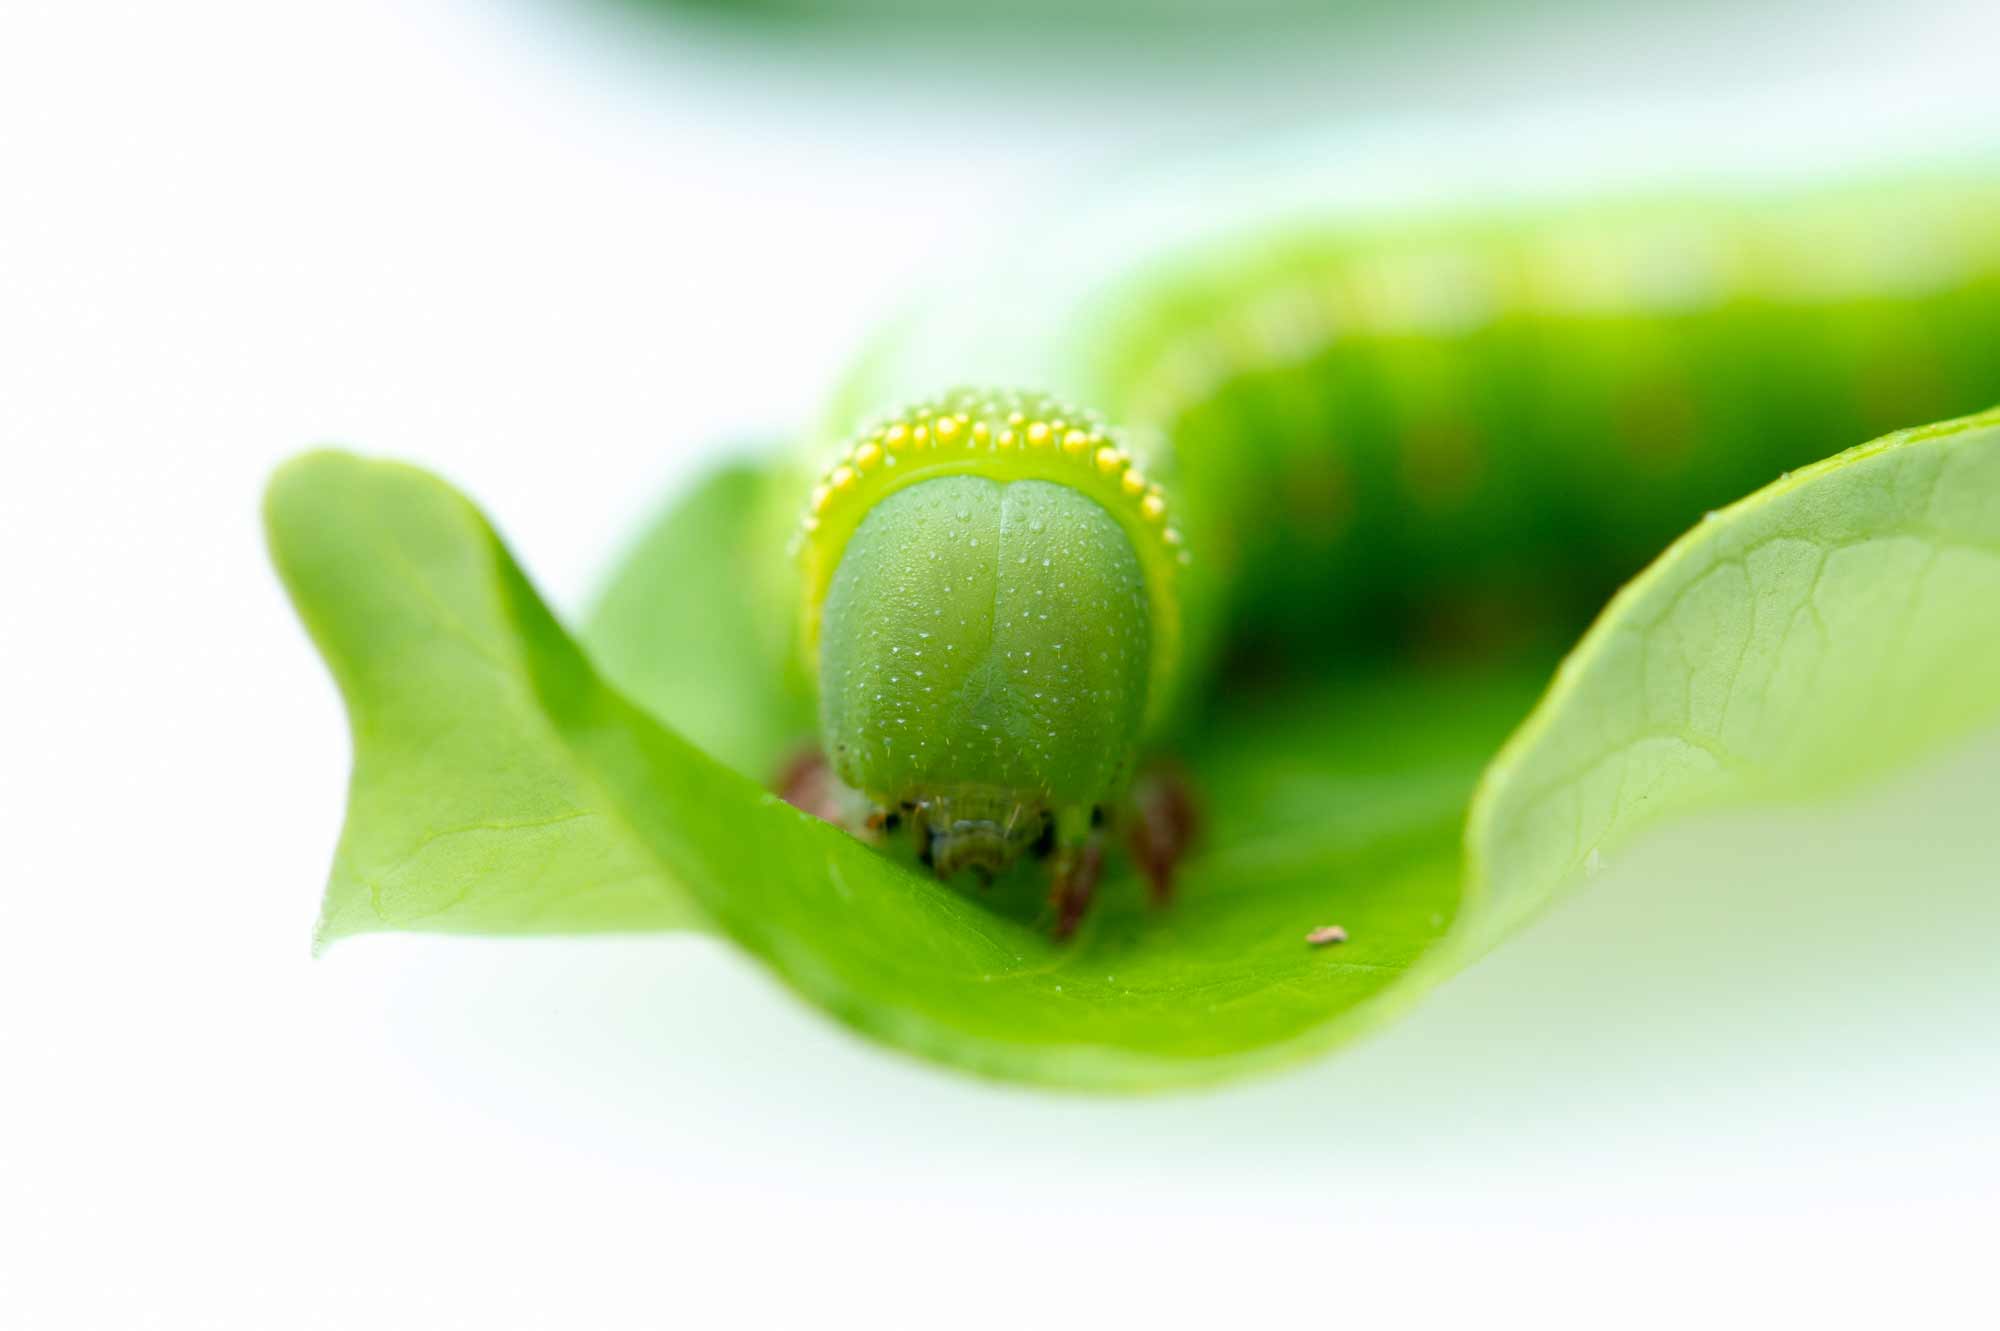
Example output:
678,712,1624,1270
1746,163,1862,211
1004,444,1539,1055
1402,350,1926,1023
915,793,1052,881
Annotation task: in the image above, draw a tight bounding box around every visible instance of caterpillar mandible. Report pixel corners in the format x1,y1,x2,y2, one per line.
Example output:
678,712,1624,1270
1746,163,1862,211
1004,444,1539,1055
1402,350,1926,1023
781,171,2000,933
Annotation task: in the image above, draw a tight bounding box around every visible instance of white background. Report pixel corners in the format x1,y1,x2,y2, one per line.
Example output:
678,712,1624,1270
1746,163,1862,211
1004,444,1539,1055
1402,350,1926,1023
3,1,1998,1326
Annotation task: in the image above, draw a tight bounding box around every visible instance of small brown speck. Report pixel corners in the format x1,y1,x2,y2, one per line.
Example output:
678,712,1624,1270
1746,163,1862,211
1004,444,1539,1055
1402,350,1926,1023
1305,925,1348,947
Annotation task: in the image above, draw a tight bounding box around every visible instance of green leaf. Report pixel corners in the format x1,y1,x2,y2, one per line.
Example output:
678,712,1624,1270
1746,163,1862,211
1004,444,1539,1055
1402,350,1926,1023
1463,409,2000,953
266,453,709,947
268,408,2000,1089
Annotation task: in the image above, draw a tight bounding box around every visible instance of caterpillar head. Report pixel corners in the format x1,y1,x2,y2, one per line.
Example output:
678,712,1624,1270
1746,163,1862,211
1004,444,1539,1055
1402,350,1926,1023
798,387,1186,878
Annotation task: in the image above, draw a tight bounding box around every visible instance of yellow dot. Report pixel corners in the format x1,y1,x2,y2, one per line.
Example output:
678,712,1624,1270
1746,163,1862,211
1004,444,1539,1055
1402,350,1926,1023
912,424,929,446
801,516,820,534
810,484,833,515
884,424,910,451
1141,494,1166,521
830,465,857,491
998,429,1017,448
1063,429,1090,456
971,421,991,444
1050,419,1068,433
1008,411,1025,426
1121,468,1147,495
935,415,960,442
1093,446,1123,474
1026,422,1051,447
854,442,883,471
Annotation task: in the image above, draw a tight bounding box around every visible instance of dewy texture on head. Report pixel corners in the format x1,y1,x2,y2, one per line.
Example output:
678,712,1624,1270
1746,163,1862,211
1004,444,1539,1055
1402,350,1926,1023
796,386,1186,730
817,475,1152,814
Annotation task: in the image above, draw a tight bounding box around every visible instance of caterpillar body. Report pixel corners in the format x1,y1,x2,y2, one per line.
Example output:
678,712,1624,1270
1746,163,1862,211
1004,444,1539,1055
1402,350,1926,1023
780,170,2000,929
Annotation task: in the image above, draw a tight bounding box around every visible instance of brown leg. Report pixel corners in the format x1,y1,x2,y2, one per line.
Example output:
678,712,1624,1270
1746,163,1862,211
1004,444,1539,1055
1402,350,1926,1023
774,745,859,831
1049,837,1104,941
1126,766,1199,907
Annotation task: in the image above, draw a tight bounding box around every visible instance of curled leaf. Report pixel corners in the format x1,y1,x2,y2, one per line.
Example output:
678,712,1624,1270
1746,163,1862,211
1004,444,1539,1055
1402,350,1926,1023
268,407,2000,1088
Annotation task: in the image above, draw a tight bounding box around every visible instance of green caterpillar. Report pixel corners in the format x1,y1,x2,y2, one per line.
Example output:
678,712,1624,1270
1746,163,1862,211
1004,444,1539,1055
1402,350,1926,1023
780,172,2000,929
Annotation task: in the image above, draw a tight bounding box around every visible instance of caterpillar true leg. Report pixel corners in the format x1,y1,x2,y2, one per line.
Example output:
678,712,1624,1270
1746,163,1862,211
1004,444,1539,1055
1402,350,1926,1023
774,744,878,837
1048,827,1106,941
1124,766,1200,907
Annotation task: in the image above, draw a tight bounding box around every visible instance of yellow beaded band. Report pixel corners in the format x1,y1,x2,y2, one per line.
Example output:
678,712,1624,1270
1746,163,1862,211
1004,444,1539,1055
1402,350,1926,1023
799,388,1182,550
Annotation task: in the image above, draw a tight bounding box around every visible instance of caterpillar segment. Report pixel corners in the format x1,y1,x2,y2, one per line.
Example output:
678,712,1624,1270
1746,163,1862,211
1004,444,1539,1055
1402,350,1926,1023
787,388,1191,932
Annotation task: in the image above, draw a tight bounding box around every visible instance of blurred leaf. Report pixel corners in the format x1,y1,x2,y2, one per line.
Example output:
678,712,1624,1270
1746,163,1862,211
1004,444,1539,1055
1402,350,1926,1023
603,0,1440,31
268,408,2000,1087
582,461,814,782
